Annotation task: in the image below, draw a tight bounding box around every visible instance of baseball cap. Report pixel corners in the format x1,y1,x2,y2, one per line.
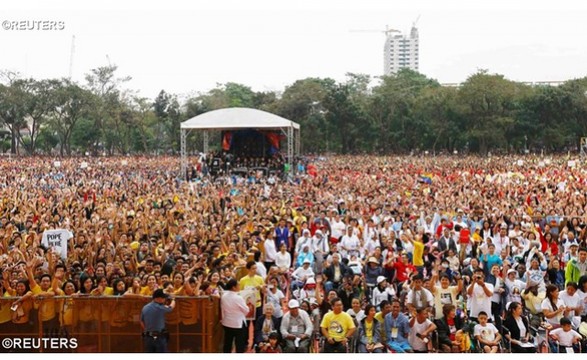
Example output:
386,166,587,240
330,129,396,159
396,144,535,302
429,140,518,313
303,258,311,264
288,299,300,308
377,276,387,284
507,269,517,276
153,289,169,299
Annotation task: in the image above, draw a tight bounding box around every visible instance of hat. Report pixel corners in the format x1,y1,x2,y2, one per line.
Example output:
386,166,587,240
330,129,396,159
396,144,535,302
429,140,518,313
309,298,318,306
377,276,387,284
368,257,378,264
500,223,508,229
463,258,471,266
570,242,579,247
288,299,300,308
303,258,311,264
315,230,323,236
507,269,517,276
153,289,169,299
306,277,316,285
457,209,464,213
527,279,539,288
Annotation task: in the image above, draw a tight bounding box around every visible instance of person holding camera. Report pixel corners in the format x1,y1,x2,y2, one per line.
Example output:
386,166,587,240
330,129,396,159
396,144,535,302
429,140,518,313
466,268,494,322
140,288,175,353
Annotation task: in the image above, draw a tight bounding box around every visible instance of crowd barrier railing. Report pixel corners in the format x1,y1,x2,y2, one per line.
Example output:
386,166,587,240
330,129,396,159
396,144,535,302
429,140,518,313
0,296,222,353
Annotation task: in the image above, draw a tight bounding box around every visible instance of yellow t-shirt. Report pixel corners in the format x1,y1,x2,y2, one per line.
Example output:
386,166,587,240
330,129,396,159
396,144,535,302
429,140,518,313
0,292,12,324
364,319,374,343
320,311,356,341
413,241,424,267
59,297,75,327
239,275,264,308
140,286,154,296
32,285,62,322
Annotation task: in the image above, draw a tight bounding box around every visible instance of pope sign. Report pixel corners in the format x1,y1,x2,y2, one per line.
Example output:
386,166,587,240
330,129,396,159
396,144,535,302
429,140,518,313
41,229,73,260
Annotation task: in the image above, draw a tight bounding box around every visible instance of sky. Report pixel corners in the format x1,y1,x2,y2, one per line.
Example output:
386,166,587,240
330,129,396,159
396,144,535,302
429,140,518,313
1,0,586,100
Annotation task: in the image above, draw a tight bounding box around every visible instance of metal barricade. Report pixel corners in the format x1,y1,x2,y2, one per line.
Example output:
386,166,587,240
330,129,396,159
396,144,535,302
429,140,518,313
0,296,222,353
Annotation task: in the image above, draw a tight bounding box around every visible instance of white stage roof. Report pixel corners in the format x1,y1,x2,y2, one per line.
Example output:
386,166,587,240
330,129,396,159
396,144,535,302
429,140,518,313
180,107,300,130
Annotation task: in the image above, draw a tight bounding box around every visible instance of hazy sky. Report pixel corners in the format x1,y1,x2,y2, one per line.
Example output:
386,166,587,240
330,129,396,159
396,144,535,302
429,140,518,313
1,0,586,100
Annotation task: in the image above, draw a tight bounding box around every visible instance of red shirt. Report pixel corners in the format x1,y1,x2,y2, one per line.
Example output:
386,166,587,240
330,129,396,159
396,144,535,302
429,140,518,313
393,261,415,282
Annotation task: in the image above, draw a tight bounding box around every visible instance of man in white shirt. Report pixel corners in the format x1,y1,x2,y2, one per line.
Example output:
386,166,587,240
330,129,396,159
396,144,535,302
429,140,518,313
493,226,510,256
406,274,434,314
329,212,347,242
408,307,437,353
221,279,252,353
263,235,277,270
280,299,314,353
467,268,494,321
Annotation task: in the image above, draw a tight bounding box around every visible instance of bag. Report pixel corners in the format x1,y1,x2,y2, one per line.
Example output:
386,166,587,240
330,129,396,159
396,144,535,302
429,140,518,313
579,322,587,337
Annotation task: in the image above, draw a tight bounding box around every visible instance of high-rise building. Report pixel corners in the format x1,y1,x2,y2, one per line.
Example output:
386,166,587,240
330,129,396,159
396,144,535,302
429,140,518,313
383,26,419,75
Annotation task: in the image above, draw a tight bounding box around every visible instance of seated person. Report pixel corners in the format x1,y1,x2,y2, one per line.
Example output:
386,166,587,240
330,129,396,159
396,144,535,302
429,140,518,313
254,304,281,351
259,332,282,353
358,304,385,353
474,311,501,353
436,304,465,353
503,302,536,353
408,307,437,353
549,318,582,353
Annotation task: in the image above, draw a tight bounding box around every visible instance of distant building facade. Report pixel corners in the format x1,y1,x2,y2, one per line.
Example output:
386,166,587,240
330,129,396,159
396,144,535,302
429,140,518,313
383,26,419,75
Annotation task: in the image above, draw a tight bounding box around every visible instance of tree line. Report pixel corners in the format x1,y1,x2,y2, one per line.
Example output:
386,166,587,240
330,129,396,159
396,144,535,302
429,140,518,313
1,66,586,156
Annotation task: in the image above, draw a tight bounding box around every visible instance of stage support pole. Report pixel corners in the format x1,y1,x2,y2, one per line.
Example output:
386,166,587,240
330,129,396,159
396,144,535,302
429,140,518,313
180,128,187,180
287,125,294,176
203,130,209,154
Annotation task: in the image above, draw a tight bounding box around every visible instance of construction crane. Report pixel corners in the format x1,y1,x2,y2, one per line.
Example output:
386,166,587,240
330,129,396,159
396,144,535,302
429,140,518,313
68,35,75,79
349,25,401,36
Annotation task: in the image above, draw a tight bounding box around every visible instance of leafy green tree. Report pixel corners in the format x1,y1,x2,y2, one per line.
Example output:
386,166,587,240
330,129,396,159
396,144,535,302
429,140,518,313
49,79,96,155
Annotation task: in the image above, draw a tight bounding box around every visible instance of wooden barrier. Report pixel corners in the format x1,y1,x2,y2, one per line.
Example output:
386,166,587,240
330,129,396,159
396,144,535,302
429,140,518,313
0,296,221,353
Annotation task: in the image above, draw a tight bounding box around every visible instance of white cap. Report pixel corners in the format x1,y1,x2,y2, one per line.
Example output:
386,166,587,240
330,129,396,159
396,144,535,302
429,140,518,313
507,269,517,276
306,277,316,285
288,299,300,308
315,230,323,236
303,258,311,264
377,276,387,284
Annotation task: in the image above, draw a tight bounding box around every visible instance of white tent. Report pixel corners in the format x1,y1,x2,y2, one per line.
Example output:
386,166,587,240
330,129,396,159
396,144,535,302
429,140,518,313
179,107,301,177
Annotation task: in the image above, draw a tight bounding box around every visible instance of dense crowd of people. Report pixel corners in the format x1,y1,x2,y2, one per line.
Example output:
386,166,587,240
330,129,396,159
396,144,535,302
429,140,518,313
1,154,587,353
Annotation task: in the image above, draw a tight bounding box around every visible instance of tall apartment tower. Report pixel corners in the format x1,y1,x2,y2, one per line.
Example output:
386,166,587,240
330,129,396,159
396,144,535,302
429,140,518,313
383,25,419,75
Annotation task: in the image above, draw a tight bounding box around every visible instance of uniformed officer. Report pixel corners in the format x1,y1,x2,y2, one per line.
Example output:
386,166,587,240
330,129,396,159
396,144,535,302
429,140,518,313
141,288,175,352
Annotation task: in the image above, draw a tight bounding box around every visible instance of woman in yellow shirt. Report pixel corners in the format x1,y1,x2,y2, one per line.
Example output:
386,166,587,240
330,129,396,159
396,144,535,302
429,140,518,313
4,279,34,334
140,274,158,296
58,280,78,335
76,276,97,333
358,304,384,353
123,277,142,297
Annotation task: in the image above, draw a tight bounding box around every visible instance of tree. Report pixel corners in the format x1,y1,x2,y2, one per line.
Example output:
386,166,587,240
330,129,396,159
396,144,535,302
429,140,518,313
0,72,26,154
50,79,96,156
84,65,131,154
276,77,334,153
457,70,519,154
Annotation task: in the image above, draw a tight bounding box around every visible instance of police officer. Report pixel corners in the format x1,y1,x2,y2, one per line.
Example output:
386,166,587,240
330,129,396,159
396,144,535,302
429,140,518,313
141,289,175,352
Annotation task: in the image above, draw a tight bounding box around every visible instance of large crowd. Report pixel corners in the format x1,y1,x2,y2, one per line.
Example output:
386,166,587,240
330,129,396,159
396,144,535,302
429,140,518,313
1,154,587,353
